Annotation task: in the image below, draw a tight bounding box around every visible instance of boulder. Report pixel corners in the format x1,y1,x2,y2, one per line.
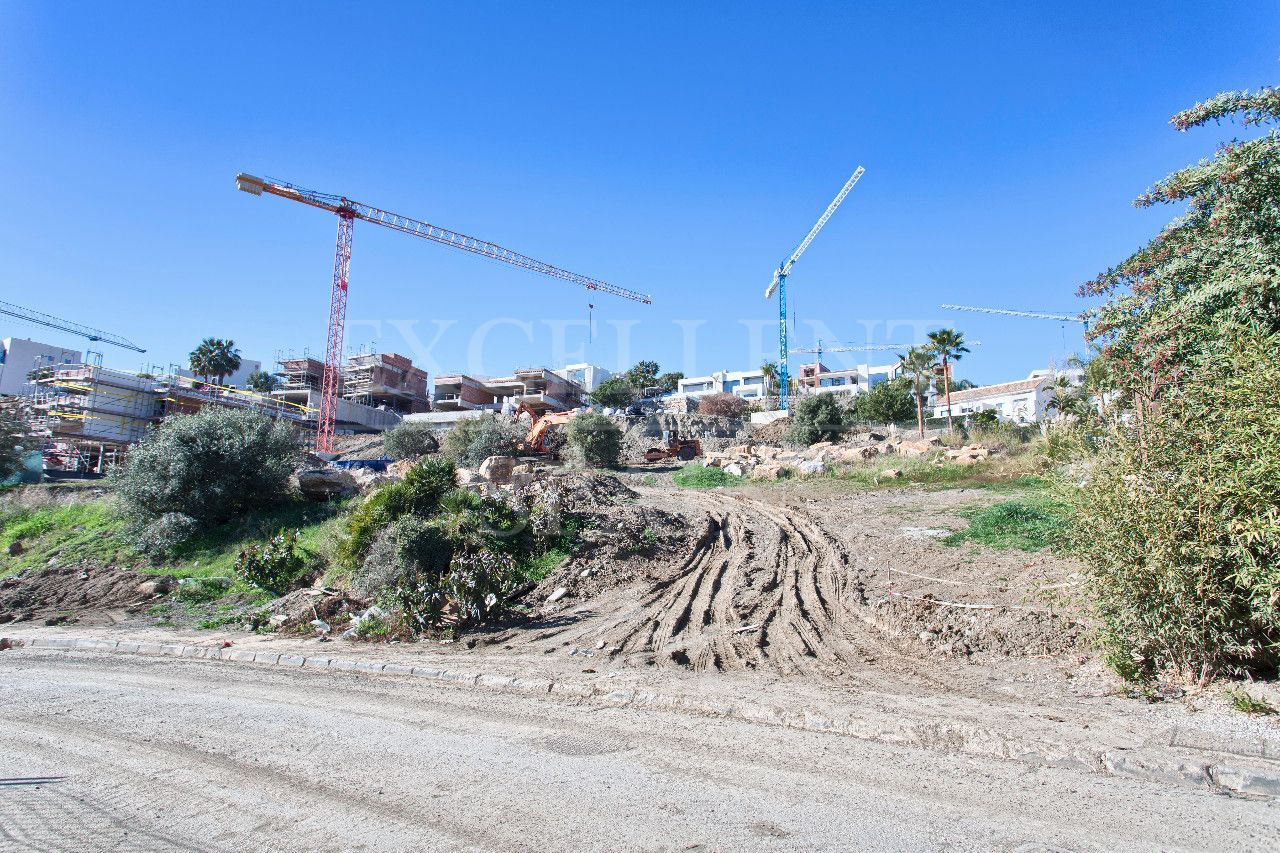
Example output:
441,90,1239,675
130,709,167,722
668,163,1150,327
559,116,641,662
349,466,390,493
879,468,904,480
6,541,22,557
751,464,789,481
387,458,417,479
456,467,483,486
478,455,517,486
295,468,358,500
797,458,827,476
723,462,746,477
897,440,938,459
808,441,833,452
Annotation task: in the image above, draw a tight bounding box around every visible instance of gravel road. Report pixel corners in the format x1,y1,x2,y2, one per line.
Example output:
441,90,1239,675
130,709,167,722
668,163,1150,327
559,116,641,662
2,650,1275,852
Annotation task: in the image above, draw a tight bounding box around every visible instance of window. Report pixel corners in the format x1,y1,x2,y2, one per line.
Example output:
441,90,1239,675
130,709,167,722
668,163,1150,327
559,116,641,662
819,377,846,387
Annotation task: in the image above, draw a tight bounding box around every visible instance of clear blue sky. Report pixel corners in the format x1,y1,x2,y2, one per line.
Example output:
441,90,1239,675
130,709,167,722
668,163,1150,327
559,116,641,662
2,2,1277,385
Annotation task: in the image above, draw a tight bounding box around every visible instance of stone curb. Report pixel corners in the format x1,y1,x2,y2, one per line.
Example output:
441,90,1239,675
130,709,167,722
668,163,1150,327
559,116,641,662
6,635,1277,799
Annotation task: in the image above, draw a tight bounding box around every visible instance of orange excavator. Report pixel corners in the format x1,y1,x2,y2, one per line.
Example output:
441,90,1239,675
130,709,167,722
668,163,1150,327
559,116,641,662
516,403,577,456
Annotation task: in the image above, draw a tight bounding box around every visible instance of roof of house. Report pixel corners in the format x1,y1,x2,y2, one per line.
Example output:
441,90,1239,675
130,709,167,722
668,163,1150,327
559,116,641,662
944,377,1045,405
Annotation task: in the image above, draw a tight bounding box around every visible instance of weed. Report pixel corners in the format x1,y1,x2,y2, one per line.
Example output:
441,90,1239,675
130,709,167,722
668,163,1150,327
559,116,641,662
196,614,241,630
1227,688,1277,715
639,474,658,487
673,466,743,489
943,497,1069,552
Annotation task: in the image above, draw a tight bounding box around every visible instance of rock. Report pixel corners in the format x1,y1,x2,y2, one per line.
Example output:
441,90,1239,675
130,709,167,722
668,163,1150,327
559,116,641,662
867,431,887,442
723,462,745,477
135,579,170,596
919,631,938,644
547,587,568,604
456,467,483,486
349,466,390,493
268,613,288,628
6,541,22,556
295,468,358,500
897,440,937,459
478,455,517,485
797,458,826,476
387,458,417,479
879,468,904,479
808,441,833,452
750,464,787,481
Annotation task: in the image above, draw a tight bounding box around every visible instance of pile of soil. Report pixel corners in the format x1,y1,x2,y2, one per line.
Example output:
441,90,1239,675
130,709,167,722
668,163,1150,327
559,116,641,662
254,588,363,633
747,417,793,445
876,598,1088,659
0,564,169,626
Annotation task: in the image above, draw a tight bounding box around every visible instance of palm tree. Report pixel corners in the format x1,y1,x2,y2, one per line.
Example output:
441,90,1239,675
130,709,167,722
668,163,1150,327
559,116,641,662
897,346,938,436
926,328,970,433
760,361,779,399
189,338,242,386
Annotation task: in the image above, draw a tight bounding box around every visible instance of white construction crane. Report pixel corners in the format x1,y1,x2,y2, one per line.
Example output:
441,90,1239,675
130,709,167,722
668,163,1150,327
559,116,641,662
941,304,1086,327
765,166,865,411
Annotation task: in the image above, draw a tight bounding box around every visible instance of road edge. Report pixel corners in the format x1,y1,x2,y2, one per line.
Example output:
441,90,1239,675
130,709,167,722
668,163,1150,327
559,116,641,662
4,633,1277,799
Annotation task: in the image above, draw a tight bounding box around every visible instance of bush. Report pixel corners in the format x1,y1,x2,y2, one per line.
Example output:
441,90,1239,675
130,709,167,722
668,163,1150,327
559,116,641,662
383,420,440,460
235,529,307,595
1071,331,1280,682
787,394,852,444
442,413,524,467
134,512,201,558
565,413,622,468
339,457,457,566
0,408,28,481
698,393,748,418
111,408,297,527
589,376,637,408
850,378,916,425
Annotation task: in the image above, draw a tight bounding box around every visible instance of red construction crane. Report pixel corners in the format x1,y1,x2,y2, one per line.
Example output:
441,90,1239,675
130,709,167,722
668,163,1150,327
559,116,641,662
236,174,651,452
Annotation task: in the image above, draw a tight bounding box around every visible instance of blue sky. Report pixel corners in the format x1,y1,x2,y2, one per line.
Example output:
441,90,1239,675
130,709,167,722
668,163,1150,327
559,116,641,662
2,2,1277,385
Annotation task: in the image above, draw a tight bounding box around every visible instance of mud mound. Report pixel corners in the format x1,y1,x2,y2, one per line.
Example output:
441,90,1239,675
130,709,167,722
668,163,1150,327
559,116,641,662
748,417,793,445
255,588,363,633
0,564,169,625
879,599,1087,659
522,471,637,511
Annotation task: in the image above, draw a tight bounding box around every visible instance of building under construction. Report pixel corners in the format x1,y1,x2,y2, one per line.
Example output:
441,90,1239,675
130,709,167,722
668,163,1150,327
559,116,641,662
433,367,586,414
23,365,315,475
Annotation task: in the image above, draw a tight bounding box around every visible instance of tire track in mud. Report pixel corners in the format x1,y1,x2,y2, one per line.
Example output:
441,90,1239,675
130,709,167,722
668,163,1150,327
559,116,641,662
518,487,999,694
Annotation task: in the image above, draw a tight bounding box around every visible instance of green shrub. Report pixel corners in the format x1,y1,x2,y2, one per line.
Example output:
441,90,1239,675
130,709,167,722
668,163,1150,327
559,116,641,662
1071,332,1280,682
0,408,28,481
673,465,743,489
338,457,457,566
134,512,202,558
235,529,306,595
111,408,297,527
589,376,637,408
850,378,916,425
442,413,524,467
787,394,852,444
383,420,439,460
566,413,622,468
970,410,999,430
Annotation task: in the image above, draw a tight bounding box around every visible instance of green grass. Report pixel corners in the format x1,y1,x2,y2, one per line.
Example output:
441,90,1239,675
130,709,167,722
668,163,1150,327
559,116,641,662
943,495,1069,552
515,515,584,582
1227,687,1277,715
0,500,138,579
673,465,744,489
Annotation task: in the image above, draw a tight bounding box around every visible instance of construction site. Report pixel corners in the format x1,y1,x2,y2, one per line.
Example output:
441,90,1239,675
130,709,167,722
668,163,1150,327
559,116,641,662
3,57,1279,851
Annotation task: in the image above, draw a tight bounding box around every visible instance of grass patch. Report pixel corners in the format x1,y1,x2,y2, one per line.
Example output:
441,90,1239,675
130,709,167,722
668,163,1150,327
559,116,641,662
1227,688,1277,715
943,496,1069,552
515,515,584,583
0,498,139,578
673,465,744,489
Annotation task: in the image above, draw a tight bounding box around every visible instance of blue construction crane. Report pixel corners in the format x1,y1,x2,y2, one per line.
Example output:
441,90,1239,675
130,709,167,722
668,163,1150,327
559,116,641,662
765,167,865,411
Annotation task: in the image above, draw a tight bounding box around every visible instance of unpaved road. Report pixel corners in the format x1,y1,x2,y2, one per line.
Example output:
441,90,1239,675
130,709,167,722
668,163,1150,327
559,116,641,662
3,651,1276,852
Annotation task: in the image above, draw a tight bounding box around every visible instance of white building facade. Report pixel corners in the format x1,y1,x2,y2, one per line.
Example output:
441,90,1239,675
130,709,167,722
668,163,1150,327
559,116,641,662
554,363,613,393
678,369,768,400
931,370,1081,424
0,338,83,397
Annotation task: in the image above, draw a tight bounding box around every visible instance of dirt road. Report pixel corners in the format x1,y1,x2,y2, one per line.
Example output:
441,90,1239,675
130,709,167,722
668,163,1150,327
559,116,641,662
3,650,1275,852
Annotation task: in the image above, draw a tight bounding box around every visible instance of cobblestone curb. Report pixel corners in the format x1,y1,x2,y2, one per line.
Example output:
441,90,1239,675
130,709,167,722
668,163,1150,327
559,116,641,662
6,635,1277,799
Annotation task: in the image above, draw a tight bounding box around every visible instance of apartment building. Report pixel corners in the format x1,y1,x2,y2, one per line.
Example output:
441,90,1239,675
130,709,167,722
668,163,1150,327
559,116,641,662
433,367,586,414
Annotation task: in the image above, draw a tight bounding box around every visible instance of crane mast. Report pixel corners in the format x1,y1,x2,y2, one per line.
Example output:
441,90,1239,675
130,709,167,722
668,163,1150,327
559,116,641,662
237,173,650,452
765,166,865,411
